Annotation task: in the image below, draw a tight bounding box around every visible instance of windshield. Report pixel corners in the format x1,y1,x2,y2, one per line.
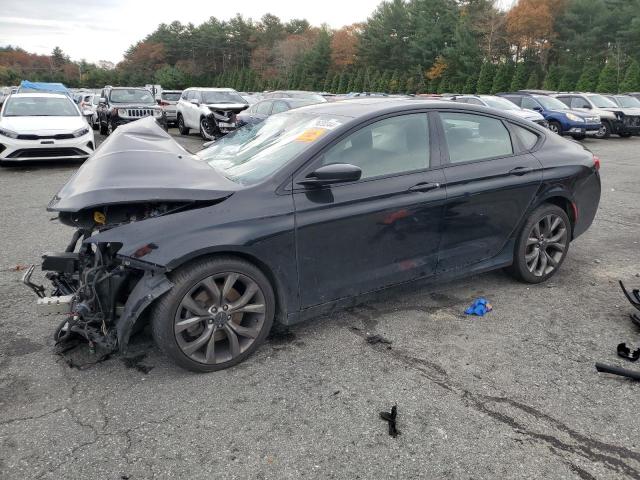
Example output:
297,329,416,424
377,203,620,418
587,94,617,108
197,113,347,185
535,96,567,110
201,91,246,104
161,92,182,101
614,96,640,108
109,89,155,104
482,96,521,110
3,96,79,117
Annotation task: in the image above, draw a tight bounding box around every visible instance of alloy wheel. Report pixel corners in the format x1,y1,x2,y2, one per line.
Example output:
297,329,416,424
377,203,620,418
200,118,214,140
524,214,568,277
174,272,266,365
548,123,559,134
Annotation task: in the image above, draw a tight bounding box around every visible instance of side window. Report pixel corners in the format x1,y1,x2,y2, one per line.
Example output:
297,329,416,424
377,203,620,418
256,101,272,115
521,97,538,110
440,112,513,164
322,113,430,179
193,91,202,103
181,90,189,100
556,97,571,107
272,101,289,114
466,98,484,106
511,124,540,151
571,97,590,109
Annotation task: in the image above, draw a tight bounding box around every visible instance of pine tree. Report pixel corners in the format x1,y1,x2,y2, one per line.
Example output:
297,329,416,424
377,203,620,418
330,73,340,93
388,70,400,93
620,60,640,92
575,65,600,92
558,69,578,92
337,72,348,93
510,63,528,91
476,62,495,94
542,65,561,91
526,71,540,90
463,71,479,93
597,62,618,93
379,70,391,93
491,62,513,94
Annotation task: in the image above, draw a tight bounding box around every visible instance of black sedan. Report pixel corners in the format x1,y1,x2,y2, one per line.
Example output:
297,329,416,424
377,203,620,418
31,99,601,372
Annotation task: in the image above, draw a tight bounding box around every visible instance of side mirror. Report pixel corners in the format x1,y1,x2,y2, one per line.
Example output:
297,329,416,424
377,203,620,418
533,106,543,112
99,97,106,104
189,98,200,106
298,163,362,187
582,104,592,109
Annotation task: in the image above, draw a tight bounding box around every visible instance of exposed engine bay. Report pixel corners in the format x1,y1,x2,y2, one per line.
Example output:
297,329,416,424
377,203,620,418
200,104,248,140
24,117,238,353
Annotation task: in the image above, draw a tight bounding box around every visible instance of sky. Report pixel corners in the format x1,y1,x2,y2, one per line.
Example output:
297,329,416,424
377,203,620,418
0,0,517,64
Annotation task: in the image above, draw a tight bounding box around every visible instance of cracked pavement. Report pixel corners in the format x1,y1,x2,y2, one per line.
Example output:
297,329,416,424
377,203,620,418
1,131,640,479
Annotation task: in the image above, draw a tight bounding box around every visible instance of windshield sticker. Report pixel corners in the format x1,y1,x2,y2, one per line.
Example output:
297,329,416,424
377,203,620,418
313,118,342,130
296,128,327,143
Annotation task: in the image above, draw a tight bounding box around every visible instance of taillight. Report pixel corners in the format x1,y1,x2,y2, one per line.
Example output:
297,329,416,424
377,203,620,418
593,155,600,171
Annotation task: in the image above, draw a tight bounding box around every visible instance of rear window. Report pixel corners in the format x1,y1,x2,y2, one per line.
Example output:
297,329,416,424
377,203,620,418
441,112,513,163
511,124,539,151
161,92,181,101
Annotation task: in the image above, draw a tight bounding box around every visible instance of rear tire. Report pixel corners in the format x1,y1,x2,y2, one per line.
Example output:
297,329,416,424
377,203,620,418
506,204,571,284
151,256,275,372
177,115,189,135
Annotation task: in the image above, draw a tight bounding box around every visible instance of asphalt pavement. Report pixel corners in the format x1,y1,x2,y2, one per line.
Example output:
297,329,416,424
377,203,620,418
1,129,640,479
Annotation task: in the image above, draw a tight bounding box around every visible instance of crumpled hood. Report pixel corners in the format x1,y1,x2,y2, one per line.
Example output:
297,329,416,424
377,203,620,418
206,103,248,112
48,117,240,212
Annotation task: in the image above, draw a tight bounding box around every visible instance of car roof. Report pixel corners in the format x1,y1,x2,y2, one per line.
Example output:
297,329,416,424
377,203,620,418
186,87,236,92
291,97,519,119
8,92,70,99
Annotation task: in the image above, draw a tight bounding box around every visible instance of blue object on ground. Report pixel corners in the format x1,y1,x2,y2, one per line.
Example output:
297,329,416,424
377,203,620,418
465,297,493,316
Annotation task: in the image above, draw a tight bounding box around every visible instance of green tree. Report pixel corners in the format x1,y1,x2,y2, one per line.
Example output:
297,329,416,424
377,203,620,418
526,70,540,89
575,65,600,92
154,65,187,89
510,63,528,91
491,61,513,94
542,65,561,91
597,61,618,92
620,60,640,92
476,62,496,94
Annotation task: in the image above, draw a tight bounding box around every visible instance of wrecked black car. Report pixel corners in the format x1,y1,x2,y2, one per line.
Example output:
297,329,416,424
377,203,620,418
28,99,601,372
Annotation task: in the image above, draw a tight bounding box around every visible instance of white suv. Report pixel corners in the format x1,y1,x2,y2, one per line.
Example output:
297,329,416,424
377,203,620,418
176,88,248,140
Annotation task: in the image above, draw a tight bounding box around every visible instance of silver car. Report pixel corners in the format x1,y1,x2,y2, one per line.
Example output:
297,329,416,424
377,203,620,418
159,90,182,126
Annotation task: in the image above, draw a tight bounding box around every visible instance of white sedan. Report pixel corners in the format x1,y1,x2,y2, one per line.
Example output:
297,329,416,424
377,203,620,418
0,93,95,163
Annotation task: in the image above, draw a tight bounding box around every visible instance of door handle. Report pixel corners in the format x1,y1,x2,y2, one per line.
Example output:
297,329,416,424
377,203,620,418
408,182,441,193
509,166,534,176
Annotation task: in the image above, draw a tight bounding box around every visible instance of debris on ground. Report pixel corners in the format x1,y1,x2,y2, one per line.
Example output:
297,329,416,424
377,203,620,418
617,343,640,362
366,334,392,345
596,363,640,381
464,297,493,316
379,405,399,437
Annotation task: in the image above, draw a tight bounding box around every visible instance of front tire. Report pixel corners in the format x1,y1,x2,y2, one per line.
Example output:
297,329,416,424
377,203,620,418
151,257,275,372
548,121,562,135
595,121,611,139
507,204,570,284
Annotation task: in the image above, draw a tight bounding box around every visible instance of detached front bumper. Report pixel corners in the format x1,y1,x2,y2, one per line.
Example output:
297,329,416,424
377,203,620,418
0,131,95,161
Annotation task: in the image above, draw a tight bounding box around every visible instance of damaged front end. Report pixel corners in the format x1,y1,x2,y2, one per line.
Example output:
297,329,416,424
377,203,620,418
201,103,249,140
25,117,238,353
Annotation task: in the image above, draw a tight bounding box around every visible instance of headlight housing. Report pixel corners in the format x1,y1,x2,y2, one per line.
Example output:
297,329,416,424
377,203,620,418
72,127,89,138
566,113,584,122
0,127,18,139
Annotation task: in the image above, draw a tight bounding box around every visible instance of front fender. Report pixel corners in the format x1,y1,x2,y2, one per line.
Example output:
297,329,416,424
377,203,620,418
116,271,174,352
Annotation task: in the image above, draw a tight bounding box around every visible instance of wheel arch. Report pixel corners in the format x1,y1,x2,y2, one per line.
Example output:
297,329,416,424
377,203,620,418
533,193,576,238
168,249,289,325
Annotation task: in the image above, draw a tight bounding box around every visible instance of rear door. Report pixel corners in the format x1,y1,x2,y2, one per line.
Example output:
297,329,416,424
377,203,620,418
294,112,446,307
435,111,543,271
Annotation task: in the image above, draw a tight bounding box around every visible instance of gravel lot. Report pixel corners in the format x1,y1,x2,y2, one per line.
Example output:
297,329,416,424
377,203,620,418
1,129,640,480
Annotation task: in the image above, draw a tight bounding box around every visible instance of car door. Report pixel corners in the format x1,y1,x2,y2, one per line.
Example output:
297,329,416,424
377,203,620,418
293,112,446,308
436,111,543,272
569,96,592,112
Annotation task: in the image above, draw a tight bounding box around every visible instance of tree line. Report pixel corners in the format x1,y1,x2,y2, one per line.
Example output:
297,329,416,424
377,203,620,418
2,0,640,93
